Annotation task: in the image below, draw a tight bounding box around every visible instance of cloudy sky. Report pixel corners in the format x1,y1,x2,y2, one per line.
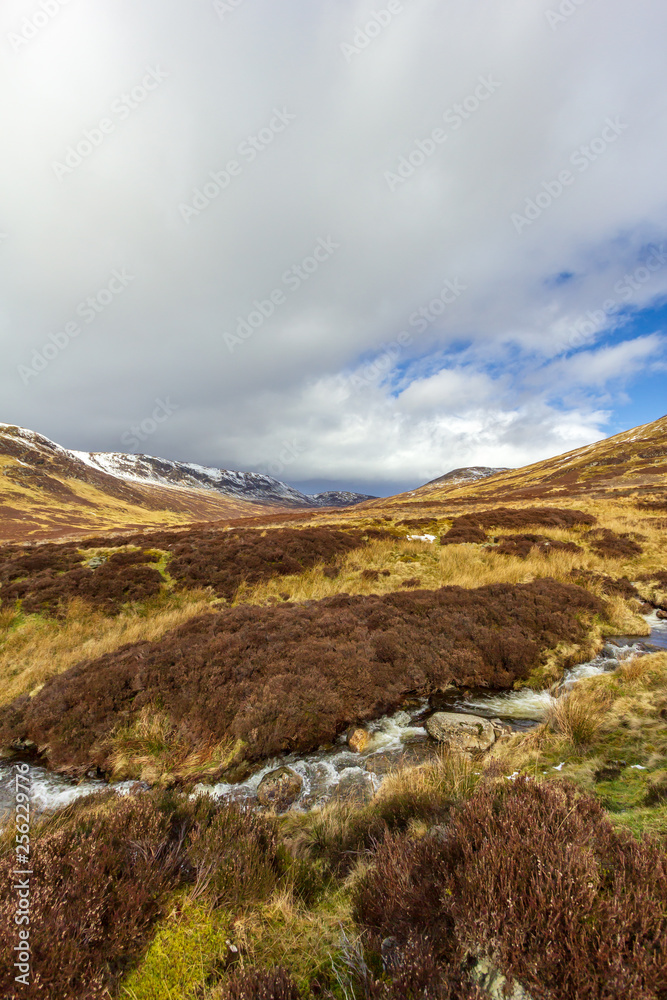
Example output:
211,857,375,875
1,0,666,496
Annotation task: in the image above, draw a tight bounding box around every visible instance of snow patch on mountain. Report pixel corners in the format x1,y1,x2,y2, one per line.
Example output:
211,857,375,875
423,466,510,488
0,424,375,508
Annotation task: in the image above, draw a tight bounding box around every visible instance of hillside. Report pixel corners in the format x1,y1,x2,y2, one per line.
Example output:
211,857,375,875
362,414,667,515
1,413,667,999
0,425,374,543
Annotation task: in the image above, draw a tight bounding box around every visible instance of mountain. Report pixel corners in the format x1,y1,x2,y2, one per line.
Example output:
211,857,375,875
423,466,510,488
0,425,375,543
70,449,376,508
363,414,667,512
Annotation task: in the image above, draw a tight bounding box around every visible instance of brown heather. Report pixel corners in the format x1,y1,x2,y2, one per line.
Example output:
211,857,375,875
0,526,382,615
0,545,163,616
354,779,667,1000
0,792,284,1000
586,528,645,559
0,579,603,774
493,533,582,559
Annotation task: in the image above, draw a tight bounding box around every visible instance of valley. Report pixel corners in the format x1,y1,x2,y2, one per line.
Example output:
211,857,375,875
0,414,666,999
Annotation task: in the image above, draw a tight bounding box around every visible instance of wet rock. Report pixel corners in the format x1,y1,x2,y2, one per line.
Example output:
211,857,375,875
425,712,496,753
657,609,667,620
489,717,513,735
602,642,620,658
256,766,303,811
347,726,372,753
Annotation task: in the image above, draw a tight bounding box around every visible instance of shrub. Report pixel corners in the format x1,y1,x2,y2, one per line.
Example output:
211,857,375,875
493,534,581,559
0,546,163,616
638,570,667,588
354,779,667,1000
440,521,487,545
0,792,284,1000
0,580,604,773
221,967,303,999
586,529,644,559
570,570,641,599
0,527,384,615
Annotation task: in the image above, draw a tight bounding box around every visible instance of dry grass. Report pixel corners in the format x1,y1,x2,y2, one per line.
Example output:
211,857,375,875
493,651,667,779
377,748,484,806
0,588,216,706
239,528,651,638
545,688,613,747
225,884,354,996
104,706,243,785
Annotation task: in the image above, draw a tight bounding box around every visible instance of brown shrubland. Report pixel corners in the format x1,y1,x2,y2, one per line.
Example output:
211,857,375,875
354,779,667,1000
0,579,604,775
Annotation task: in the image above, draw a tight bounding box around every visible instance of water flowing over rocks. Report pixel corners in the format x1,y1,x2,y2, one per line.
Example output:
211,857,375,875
1,614,665,823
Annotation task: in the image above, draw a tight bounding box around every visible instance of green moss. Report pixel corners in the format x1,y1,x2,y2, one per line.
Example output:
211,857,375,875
120,899,231,1000
595,769,649,812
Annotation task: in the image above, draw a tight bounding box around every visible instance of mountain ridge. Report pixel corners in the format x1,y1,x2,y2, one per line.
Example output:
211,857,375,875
0,424,375,542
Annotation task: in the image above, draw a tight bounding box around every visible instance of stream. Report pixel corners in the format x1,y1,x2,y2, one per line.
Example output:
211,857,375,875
1,613,665,822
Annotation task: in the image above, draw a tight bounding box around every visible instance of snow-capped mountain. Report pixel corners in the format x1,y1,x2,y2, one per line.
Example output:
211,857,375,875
0,424,376,509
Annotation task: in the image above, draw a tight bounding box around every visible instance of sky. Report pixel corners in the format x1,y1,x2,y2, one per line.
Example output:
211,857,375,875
0,0,665,497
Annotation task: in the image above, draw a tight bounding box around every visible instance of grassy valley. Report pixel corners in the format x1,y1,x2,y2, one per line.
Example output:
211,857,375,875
0,416,666,999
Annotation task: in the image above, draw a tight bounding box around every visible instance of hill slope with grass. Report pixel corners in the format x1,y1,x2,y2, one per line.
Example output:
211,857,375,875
1,414,666,999
0,424,372,543
362,414,667,514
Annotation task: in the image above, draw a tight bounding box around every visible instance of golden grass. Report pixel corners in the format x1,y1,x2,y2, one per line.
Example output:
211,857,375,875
103,706,243,785
376,747,483,805
237,525,654,635
0,589,216,707
493,651,667,778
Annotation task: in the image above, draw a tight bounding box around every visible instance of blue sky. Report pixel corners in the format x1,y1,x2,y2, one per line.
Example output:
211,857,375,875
0,0,665,495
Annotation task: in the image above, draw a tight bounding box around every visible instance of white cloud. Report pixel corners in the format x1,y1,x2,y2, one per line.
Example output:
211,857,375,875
0,0,666,490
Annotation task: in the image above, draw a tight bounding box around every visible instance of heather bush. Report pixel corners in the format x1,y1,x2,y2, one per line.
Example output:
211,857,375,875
164,526,372,600
570,569,641,599
0,526,382,616
221,967,303,999
493,533,581,559
0,545,163,616
354,779,667,1000
439,520,487,545
586,528,644,559
0,791,284,1000
186,802,284,908
0,580,604,773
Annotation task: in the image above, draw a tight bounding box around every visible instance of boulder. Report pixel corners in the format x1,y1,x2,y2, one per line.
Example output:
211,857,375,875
657,609,667,620
347,726,372,753
256,766,303,810
425,712,496,753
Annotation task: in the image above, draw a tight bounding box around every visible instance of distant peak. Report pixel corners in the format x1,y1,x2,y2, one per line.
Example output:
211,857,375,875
423,466,510,488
